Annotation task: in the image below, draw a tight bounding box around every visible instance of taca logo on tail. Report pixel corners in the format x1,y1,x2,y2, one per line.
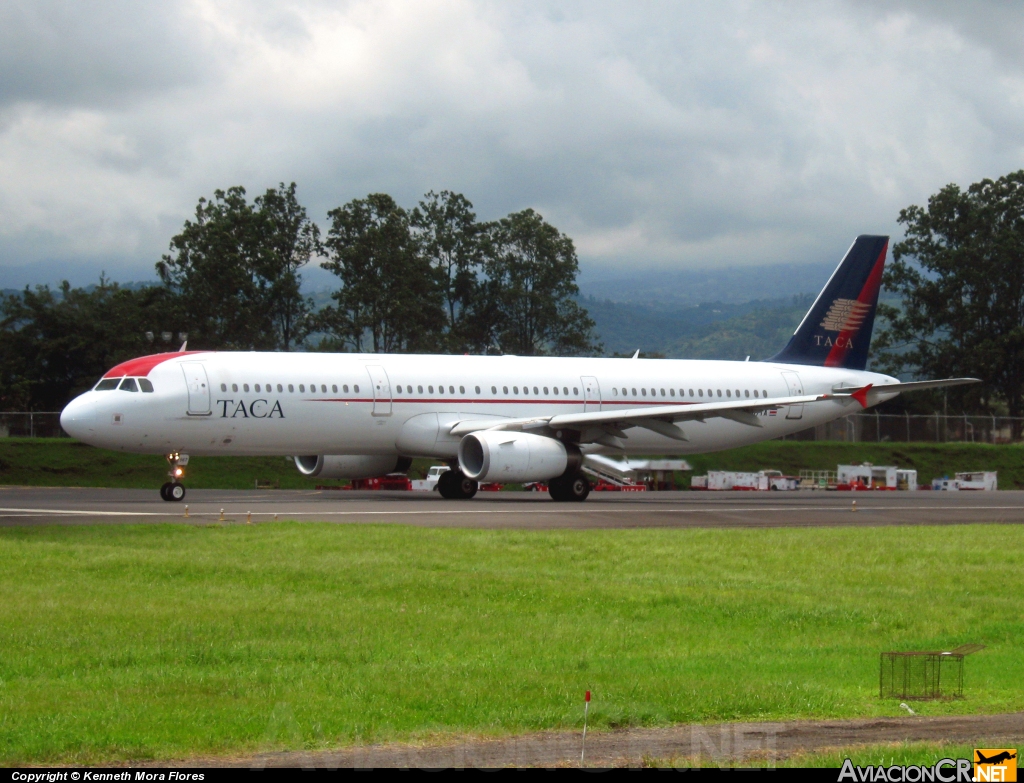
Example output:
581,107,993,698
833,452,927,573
768,235,889,371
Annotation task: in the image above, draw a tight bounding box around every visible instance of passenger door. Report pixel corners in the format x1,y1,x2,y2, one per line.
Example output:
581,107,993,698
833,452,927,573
366,365,392,416
581,376,601,412
181,363,211,415
780,370,803,420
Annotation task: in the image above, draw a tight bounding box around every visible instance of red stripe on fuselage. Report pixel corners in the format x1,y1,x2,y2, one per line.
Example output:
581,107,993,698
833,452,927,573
103,351,211,378
824,241,888,368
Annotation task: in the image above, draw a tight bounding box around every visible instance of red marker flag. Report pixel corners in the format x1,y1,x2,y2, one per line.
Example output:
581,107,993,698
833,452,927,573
585,690,591,702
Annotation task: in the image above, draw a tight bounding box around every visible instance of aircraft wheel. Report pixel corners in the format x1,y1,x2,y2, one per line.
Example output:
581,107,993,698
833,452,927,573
564,475,590,502
548,476,569,502
160,482,172,501
168,482,186,502
438,470,477,499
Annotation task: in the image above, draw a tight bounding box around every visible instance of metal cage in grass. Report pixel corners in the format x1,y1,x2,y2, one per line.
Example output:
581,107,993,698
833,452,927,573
879,644,985,700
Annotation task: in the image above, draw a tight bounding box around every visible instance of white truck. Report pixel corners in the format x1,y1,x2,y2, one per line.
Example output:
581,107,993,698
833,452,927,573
411,465,450,492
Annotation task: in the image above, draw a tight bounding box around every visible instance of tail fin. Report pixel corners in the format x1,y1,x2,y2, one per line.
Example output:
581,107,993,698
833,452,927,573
768,235,888,370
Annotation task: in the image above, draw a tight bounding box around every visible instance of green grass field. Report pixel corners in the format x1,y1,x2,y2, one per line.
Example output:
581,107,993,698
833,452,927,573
2,437,1022,489
0,522,1020,764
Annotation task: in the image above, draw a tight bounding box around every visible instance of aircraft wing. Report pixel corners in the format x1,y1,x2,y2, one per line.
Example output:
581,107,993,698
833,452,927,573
448,392,828,443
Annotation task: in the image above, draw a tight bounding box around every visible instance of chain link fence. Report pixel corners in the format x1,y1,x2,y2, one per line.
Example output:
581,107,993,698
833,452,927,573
0,412,67,438
2,410,1022,444
782,413,1024,444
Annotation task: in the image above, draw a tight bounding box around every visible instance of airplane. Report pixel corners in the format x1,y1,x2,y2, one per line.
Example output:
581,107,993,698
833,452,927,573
975,751,1016,765
60,235,978,502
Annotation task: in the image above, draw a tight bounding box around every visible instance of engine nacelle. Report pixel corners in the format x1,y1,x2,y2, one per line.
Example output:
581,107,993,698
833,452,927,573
458,431,580,483
294,454,413,479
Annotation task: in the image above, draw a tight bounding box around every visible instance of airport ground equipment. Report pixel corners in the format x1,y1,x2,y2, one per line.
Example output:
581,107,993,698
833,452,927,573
880,645,985,700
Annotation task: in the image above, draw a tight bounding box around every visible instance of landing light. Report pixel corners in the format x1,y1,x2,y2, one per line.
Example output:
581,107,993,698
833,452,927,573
173,467,184,478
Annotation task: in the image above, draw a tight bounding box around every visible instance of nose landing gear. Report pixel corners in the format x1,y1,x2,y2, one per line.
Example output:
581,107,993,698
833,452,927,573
161,452,188,502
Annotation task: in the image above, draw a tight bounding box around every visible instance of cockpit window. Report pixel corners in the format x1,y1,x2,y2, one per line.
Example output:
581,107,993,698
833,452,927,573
119,377,139,392
94,378,119,391
138,378,154,393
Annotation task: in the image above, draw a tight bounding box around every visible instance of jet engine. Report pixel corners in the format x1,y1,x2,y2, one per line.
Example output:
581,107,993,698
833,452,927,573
294,455,413,479
458,431,581,483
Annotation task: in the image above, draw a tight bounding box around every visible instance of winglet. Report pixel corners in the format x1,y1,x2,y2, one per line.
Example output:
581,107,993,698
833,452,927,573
178,341,188,352
851,383,873,408
631,349,639,359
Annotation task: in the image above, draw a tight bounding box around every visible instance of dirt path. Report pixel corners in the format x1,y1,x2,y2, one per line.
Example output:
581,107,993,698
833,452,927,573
162,712,1023,768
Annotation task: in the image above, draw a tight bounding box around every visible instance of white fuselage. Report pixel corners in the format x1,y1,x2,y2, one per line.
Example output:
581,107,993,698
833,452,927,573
60,351,897,458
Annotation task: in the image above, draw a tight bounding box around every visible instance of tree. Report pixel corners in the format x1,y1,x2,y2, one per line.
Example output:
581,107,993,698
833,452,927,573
410,191,484,351
317,194,444,353
480,209,601,356
157,183,317,350
0,279,183,410
875,170,1024,422
253,183,321,351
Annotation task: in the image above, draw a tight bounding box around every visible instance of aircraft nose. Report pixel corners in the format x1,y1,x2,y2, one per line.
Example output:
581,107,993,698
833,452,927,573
60,395,96,440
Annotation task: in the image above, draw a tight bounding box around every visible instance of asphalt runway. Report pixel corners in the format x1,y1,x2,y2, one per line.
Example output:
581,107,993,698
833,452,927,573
1,485,1023,528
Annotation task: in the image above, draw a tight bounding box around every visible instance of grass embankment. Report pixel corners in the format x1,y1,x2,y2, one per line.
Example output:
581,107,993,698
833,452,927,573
0,523,1020,764
1,438,1022,489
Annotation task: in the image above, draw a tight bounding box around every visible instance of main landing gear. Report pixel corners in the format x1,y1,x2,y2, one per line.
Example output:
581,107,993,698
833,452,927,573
548,474,591,503
437,468,478,499
161,452,188,502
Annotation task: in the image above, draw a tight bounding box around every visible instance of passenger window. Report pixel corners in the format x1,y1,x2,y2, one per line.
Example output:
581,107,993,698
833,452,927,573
491,386,497,394
438,386,444,394
661,389,666,396
417,385,423,393
343,384,349,393
564,387,569,395
119,378,138,392
670,389,675,397
698,389,703,397
139,378,155,393
554,387,559,395
321,384,327,393
651,388,656,396
631,388,637,396
503,386,509,394
395,385,402,394
642,389,647,396
763,389,767,397
744,390,749,398
513,386,519,394
449,386,455,394
220,383,227,392
612,388,618,396
94,378,120,391
232,384,238,392
574,387,579,395
533,386,538,394
754,390,759,398
726,390,731,397
255,384,261,392
688,389,694,397
475,386,481,394
429,385,434,393
544,387,549,394
299,384,305,392
277,384,283,392
621,388,627,395
332,385,338,393
717,390,722,397
523,386,528,395
354,385,359,393
244,384,250,392
288,384,294,392
735,390,740,398
459,386,465,394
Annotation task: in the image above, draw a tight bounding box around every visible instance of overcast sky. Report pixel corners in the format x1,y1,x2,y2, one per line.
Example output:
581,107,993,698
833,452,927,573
1,0,1022,287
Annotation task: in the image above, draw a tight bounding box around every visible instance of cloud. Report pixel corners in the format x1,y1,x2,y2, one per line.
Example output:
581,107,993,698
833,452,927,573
0,0,1022,285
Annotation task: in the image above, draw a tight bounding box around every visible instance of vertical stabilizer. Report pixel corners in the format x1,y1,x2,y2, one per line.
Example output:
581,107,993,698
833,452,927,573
768,235,888,370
